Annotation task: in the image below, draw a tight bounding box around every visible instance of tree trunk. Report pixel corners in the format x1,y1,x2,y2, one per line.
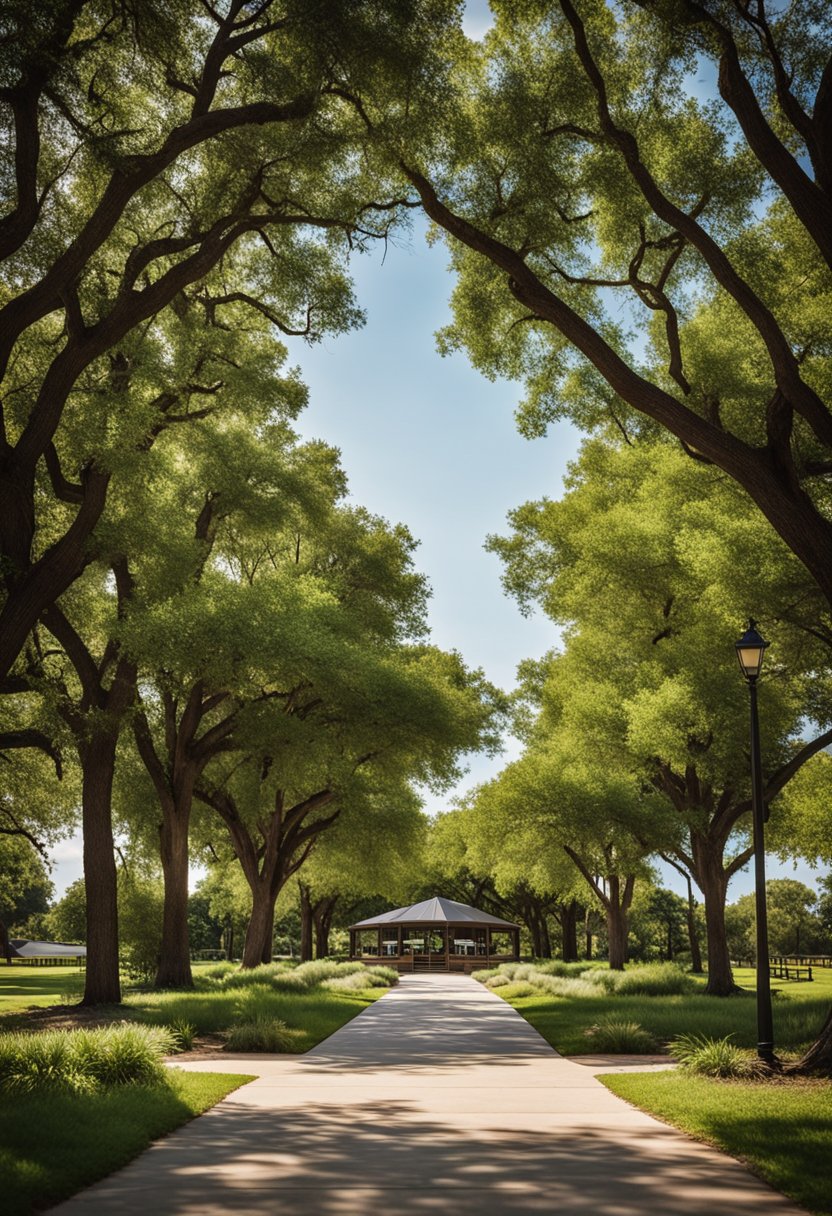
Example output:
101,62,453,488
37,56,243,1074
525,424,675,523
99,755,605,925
684,876,704,973
694,842,740,995
606,903,629,970
223,920,234,961
559,900,579,962
154,795,193,988
314,896,337,959
790,1007,832,1076
585,907,592,960
0,921,12,964
259,901,275,964
314,915,329,960
299,884,313,962
528,911,543,958
539,911,552,959
241,882,277,969
603,875,634,971
80,733,121,1005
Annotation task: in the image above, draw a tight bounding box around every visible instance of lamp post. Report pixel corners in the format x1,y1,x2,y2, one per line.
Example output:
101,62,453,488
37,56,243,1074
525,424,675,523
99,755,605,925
735,619,775,1065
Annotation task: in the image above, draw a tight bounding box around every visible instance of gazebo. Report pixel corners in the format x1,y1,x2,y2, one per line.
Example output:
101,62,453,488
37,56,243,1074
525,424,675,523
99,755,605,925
349,896,521,973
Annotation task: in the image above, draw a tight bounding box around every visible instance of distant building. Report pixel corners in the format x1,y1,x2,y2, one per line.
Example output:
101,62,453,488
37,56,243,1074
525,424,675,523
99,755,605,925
7,940,87,965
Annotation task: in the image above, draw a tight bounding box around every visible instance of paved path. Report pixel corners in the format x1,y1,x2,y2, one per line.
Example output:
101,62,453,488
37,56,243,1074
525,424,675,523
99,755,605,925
51,974,803,1215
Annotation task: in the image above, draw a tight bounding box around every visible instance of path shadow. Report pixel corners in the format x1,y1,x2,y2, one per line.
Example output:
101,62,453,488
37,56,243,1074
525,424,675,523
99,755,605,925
58,1097,796,1215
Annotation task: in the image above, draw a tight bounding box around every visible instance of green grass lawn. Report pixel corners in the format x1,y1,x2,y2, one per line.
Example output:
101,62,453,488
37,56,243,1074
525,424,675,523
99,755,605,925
0,961,387,1050
0,964,85,1011
501,965,832,1057
0,1070,252,1216
600,1070,832,1216
123,984,384,1051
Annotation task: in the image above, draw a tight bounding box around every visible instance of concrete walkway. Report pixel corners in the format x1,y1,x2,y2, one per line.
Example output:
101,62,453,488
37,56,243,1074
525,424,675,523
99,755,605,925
51,974,804,1215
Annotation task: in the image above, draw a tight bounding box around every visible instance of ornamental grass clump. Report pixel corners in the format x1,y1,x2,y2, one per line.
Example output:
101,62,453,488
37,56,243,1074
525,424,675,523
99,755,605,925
292,960,349,986
167,1019,197,1052
225,985,295,1053
0,1025,172,1094
497,981,538,999
484,973,512,988
323,965,398,991
583,1017,657,1053
534,960,598,978
578,963,695,996
534,974,600,999
220,963,290,989
225,1019,294,1052
671,1033,755,1078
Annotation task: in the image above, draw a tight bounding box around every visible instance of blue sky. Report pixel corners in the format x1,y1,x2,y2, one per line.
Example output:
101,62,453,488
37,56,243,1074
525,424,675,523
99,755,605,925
290,218,578,795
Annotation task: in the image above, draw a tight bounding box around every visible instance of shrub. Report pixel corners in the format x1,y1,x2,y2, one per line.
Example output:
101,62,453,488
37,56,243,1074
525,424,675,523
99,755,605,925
275,961,397,992
485,973,511,988
533,960,594,978
73,1026,173,1085
0,1025,172,1094
292,960,344,986
323,972,372,992
225,1019,294,1052
220,963,288,989
269,971,309,990
365,965,398,985
322,964,398,992
497,981,538,999
613,964,695,997
534,974,600,999
580,969,620,993
167,1019,197,1052
583,1018,657,1053
578,964,695,997
670,1033,754,1078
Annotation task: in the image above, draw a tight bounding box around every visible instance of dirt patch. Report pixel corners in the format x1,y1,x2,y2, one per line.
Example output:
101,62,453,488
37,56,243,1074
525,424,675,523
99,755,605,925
0,1003,124,1032
167,1033,228,1059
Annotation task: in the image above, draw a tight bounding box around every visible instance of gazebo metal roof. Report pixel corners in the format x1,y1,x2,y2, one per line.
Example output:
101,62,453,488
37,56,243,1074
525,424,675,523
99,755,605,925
350,896,519,930
9,939,87,958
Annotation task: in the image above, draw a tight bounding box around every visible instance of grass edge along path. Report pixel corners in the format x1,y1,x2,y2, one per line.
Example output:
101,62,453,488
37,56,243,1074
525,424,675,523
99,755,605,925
600,1070,832,1216
487,963,832,1057
0,1069,253,1216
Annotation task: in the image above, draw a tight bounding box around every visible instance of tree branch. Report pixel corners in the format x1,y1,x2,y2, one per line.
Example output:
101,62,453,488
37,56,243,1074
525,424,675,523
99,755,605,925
559,0,832,445
0,730,62,777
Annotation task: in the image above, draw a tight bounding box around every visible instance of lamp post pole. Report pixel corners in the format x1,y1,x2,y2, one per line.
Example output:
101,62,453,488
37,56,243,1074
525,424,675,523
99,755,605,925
735,620,774,1065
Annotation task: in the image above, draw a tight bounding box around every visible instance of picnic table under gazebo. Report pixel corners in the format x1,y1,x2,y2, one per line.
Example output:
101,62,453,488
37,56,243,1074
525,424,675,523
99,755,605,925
349,896,520,973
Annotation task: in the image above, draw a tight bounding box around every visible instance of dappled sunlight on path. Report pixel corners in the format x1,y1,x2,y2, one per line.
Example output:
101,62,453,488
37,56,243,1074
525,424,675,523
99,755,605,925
49,975,803,1215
